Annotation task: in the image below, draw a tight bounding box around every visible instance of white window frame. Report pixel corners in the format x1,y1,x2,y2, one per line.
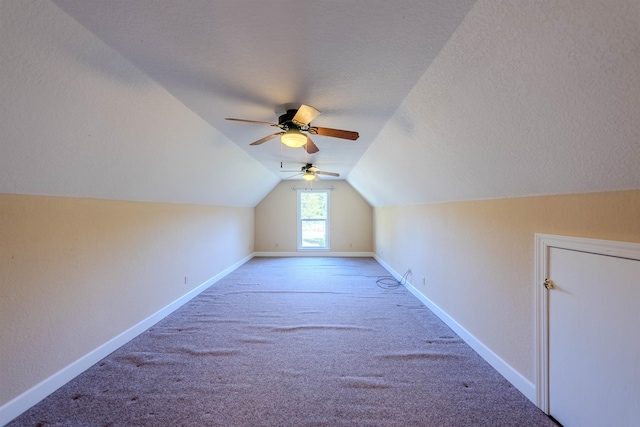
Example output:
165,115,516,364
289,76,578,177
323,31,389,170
297,189,330,251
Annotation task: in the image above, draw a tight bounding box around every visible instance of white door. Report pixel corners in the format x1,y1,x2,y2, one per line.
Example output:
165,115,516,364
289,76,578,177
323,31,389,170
548,247,640,426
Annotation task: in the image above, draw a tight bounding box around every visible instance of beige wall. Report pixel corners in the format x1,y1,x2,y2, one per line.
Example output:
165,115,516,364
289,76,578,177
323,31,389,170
374,190,640,383
6,187,636,408
254,180,373,253
0,194,254,406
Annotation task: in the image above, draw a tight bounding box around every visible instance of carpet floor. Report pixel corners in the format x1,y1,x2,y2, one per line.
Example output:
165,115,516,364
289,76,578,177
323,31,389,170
9,257,557,426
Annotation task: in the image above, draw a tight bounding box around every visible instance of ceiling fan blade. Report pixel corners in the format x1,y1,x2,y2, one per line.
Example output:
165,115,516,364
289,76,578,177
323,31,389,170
284,173,303,180
292,104,321,126
310,126,359,141
316,170,340,177
249,132,283,146
304,136,319,154
226,118,281,127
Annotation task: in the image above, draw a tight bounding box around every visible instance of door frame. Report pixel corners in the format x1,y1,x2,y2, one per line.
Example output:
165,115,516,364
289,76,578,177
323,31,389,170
534,233,640,413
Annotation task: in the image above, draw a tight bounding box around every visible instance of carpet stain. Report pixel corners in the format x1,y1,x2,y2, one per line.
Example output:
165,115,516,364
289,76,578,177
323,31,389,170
279,369,305,377
225,290,351,295
379,352,461,361
340,377,391,389
238,338,271,344
425,337,464,344
208,318,251,324
272,325,369,333
176,347,240,357
118,355,152,367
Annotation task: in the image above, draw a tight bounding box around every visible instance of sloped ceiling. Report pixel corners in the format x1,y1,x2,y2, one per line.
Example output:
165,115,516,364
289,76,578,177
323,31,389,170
350,0,640,206
0,0,280,207
1,1,638,207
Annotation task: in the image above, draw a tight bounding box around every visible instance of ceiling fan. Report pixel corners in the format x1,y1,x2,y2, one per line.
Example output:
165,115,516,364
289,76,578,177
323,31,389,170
283,163,340,181
225,104,359,154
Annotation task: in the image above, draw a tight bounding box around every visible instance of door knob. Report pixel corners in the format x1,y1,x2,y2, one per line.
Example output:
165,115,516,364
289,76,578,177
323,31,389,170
544,278,554,290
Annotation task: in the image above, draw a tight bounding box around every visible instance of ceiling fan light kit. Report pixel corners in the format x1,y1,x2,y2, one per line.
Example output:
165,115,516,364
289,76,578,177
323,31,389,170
281,129,308,148
302,172,316,181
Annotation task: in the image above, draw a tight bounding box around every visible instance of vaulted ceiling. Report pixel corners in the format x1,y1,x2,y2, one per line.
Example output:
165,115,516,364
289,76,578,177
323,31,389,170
1,1,638,207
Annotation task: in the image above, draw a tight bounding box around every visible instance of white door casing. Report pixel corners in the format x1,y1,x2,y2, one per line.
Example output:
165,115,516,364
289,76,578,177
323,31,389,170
535,234,640,424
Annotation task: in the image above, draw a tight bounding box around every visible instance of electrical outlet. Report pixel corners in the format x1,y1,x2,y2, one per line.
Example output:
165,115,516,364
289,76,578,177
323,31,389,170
422,277,426,285
184,276,188,285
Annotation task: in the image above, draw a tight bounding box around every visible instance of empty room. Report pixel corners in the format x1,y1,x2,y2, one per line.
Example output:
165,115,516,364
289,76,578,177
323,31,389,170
1,1,639,426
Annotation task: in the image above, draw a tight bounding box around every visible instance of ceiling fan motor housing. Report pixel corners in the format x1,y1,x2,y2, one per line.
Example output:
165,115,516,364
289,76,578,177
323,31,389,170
279,109,300,129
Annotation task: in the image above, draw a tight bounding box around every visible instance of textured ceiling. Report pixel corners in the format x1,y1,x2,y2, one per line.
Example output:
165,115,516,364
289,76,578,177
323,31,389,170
50,0,476,186
1,0,639,207
350,0,640,205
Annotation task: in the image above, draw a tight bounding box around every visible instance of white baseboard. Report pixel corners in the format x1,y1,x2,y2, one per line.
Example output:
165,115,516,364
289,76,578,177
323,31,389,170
0,254,253,427
254,251,374,257
373,255,536,404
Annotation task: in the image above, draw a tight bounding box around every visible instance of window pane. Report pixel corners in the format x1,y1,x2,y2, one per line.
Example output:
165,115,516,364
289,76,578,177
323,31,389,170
301,220,326,247
298,190,329,250
301,192,327,219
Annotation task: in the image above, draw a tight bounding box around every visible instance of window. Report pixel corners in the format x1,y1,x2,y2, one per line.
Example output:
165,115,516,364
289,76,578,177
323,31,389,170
298,190,329,250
